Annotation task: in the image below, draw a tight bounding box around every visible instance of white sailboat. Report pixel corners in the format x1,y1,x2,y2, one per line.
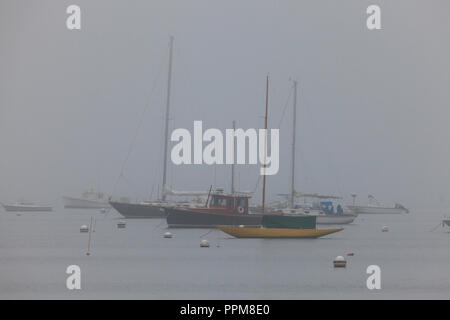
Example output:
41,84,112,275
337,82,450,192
283,81,356,225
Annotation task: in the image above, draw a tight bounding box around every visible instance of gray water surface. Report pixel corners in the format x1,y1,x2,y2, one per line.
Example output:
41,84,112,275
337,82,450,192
0,208,449,299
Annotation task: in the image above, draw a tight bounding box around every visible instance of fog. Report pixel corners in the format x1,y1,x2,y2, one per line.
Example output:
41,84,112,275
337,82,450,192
1,0,449,212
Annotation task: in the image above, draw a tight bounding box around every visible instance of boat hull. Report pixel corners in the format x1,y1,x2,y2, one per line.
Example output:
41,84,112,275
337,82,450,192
109,201,166,219
166,207,262,228
218,226,343,238
62,196,110,209
2,204,53,212
314,214,356,225
347,205,408,214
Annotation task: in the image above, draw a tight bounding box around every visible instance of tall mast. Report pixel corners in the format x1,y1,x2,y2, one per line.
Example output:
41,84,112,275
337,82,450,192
290,81,298,209
231,120,236,194
161,36,174,201
262,75,269,214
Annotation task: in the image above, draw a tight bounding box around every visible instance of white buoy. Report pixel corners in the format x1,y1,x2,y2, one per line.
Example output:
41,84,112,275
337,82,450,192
382,226,389,232
200,239,210,248
333,256,346,268
100,208,107,213
80,225,89,233
163,232,173,238
117,220,126,229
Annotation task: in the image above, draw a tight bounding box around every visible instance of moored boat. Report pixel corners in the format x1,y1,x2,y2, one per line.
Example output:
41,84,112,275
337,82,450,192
62,190,110,209
347,204,409,214
1,202,53,212
218,225,343,239
110,196,206,219
298,211,356,224
281,197,358,225
109,201,167,218
166,191,262,228
109,37,206,217
219,214,342,238
347,195,409,214
218,77,343,239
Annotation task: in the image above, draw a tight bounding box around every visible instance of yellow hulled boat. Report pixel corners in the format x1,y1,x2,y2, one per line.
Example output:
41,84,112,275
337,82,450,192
218,226,343,239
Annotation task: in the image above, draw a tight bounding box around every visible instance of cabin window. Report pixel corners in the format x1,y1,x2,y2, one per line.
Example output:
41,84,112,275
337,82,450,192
210,196,231,207
236,198,246,209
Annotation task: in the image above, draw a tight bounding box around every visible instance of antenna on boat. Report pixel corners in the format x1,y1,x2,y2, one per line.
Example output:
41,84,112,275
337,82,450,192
351,194,357,205
162,36,174,202
290,80,298,209
262,75,269,214
231,120,236,194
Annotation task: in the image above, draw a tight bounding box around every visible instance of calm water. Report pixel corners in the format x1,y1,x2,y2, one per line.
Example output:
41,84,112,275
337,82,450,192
0,207,449,299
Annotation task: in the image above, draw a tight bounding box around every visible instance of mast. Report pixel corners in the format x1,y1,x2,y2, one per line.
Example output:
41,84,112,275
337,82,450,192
231,120,236,194
161,36,174,201
290,81,298,209
262,75,269,214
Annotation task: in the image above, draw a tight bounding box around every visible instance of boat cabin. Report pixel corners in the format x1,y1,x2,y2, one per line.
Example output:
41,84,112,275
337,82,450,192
208,192,250,215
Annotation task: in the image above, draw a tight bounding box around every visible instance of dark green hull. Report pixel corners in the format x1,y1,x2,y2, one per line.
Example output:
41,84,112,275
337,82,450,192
262,215,316,229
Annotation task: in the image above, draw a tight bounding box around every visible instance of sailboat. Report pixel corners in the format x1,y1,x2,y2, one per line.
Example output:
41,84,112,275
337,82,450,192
282,81,356,224
110,37,195,218
219,76,343,239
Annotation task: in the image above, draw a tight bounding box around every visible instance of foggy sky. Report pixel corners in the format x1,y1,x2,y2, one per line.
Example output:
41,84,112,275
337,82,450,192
1,0,449,212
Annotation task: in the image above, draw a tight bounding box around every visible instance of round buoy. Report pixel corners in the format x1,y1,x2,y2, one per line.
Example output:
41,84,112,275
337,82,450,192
100,208,107,213
333,256,346,268
382,226,389,232
200,239,210,248
164,232,173,239
117,221,126,229
80,225,89,233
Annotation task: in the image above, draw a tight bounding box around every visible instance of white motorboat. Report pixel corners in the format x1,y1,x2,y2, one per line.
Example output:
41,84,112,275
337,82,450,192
62,190,110,209
1,202,53,212
347,195,408,214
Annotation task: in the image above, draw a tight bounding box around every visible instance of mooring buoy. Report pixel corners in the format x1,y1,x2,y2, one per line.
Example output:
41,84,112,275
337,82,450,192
382,226,389,232
333,256,346,268
117,221,126,229
80,225,89,233
200,239,210,248
164,232,173,238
